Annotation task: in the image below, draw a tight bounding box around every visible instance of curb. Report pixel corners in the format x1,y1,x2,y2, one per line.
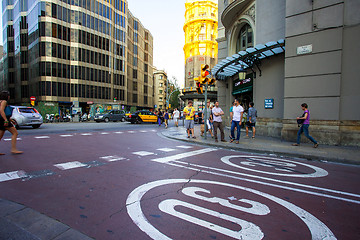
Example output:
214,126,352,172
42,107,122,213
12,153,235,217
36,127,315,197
161,131,360,166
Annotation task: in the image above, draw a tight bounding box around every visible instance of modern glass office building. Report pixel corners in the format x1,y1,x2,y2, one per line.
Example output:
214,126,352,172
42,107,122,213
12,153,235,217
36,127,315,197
1,0,153,114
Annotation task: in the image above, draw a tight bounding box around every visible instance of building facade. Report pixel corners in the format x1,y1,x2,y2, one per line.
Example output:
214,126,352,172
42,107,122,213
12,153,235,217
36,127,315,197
182,0,218,110
214,0,360,146
127,11,154,112
1,0,153,115
153,69,167,110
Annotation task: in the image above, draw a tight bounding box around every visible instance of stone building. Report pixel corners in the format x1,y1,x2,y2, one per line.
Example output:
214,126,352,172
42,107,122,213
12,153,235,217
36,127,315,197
214,0,360,146
182,0,218,110
153,69,167,110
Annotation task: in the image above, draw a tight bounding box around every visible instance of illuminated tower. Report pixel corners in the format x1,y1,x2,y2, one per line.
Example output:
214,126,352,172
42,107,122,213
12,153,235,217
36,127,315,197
184,0,218,89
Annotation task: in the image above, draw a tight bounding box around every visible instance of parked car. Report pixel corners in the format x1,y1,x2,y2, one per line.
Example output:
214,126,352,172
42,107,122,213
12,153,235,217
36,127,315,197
94,110,126,123
11,106,43,129
126,110,158,124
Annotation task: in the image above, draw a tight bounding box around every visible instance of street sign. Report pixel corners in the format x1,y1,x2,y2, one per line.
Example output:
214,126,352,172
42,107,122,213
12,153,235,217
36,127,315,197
265,99,274,109
30,96,36,106
297,44,312,55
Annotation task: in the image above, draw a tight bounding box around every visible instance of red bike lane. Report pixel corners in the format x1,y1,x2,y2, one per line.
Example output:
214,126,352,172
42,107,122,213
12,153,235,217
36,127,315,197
0,129,359,239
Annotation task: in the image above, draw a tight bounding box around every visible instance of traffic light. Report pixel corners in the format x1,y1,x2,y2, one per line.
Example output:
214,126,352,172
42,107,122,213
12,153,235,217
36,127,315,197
200,64,211,84
196,81,203,94
208,77,216,86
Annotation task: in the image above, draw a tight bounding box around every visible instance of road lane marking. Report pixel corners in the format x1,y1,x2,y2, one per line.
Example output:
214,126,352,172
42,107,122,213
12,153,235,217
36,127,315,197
176,145,193,149
128,131,136,133
174,160,360,199
60,135,73,137
127,179,337,240
167,161,360,205
114,132,124,134
133,151,155,156
3,138,22,141
100,155,127,162
100,132,110,135
140,130,148,133
81,133,93,136
0,171,26,183
221,155,328,178
152,148,217,163
34,136,50,139
157,148,177,152
54,161,87,170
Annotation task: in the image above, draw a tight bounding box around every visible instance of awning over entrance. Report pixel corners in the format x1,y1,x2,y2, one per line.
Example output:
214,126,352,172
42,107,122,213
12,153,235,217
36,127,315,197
212,39,285,80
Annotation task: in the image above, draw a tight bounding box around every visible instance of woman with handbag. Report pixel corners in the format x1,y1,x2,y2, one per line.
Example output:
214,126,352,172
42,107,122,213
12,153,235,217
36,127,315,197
292,103,318,148
0,91,23,155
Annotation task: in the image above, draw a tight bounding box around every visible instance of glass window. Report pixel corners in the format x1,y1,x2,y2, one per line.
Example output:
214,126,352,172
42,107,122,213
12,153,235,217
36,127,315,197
236,24,253,52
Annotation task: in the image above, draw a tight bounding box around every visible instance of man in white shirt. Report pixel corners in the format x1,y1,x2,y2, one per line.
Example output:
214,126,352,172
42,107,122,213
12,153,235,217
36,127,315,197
230,99,244,144
172,108,180,127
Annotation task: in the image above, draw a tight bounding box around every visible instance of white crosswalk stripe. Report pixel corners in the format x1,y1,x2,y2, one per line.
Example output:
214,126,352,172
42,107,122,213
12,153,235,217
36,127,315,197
54,161,87,170
157,148,177,152
132,151,155,156
3,138,22,141
101,132,110,135
114,132,124,134
81,133,93,136
60,135,73,137
0,171,26,183
34,136,50,139
177,145,193,149
100,155,126,162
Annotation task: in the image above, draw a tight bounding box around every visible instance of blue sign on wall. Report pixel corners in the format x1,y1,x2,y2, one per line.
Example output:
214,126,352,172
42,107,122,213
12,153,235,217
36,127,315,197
265,99,274,109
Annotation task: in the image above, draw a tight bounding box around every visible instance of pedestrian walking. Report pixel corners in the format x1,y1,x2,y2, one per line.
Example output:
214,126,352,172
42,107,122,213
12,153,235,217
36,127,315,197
229,101,236,140
157,109,163,126
246,102,257,138
183,100,196,139
172,108,180,127
0,91,23,155
292,103,319,148
212,101,226,143
230,99,244,144
164,110,169,129
200,102,214,137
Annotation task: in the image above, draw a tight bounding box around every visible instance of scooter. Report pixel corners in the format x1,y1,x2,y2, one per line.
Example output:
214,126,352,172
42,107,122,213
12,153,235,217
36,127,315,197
45,114,55,123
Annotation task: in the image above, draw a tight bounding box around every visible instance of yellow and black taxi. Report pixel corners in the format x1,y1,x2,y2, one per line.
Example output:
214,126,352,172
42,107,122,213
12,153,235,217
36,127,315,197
126,110,158,124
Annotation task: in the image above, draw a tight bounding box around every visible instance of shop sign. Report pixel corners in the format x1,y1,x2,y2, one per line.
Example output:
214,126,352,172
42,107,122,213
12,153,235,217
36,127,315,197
297,44,312,55
232,76,253,95
265,99,274,109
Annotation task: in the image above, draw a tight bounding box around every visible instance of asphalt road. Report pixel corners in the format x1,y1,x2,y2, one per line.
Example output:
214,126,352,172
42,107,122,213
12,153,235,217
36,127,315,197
0,122,359,239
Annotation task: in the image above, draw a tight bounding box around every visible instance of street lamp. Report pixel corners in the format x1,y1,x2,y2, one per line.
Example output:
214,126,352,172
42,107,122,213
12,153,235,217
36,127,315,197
239,69,247,80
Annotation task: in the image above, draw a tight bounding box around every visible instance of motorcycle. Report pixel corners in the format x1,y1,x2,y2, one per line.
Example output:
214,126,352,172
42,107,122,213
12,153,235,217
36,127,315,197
45,114,55,123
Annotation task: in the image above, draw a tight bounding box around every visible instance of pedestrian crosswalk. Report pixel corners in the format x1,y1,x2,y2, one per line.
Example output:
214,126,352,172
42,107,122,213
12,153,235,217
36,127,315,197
0,144,198,184
3,130,159,142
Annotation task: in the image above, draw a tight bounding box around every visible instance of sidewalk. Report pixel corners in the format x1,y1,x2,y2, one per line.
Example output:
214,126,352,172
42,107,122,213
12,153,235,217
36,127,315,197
161,124,360,165
0,199,93,240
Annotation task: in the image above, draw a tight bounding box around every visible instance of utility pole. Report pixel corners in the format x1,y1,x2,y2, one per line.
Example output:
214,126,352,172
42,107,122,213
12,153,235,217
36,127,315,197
204,82,208,140
166,77,169,109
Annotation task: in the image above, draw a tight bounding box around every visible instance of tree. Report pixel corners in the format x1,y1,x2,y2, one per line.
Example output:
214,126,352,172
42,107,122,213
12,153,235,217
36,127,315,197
168,77,180,109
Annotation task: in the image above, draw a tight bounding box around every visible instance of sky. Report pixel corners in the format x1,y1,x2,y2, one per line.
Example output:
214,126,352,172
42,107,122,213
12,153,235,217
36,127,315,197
128,0,186,87
0,0,186,87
